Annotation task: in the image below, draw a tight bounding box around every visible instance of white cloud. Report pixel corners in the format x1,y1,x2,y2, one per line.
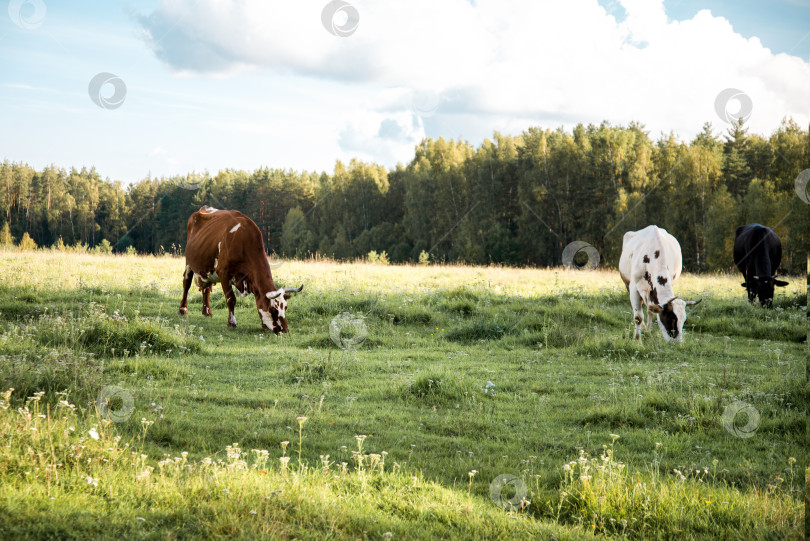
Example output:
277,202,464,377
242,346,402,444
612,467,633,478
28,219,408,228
138,0,810,164
338,110,425,166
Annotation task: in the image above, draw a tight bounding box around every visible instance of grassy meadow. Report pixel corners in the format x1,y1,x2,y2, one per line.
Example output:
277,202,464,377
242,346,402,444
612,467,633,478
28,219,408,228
0,249,806,539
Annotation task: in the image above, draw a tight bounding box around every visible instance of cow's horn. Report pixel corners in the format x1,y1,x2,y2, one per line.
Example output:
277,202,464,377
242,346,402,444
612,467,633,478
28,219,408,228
266,289,284,299
283,285,304,294
686,299,702,306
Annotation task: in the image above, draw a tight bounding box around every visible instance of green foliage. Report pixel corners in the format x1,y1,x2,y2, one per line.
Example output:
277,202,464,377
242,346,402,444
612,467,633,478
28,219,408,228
367,250,390,265
18,232,37,251
0,119,807,272
70,240,88,253
91,239,113,255
418,250,431,265
114,235,134,254
280,207,316,258
0,223,13,246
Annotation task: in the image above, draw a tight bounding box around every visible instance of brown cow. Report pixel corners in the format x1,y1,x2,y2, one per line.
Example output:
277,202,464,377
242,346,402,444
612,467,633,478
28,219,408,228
179,206,302,332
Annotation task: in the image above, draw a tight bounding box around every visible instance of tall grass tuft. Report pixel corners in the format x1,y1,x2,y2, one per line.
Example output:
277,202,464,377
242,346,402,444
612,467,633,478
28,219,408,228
20,303,201,357
538,440,804,539
402,372,477,405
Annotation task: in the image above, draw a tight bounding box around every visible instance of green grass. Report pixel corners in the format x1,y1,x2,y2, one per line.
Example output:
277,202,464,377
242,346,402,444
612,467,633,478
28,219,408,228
0,250,805,539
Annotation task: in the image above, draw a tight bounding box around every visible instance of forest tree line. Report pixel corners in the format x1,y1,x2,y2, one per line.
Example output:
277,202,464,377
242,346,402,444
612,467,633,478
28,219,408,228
2,118,807,273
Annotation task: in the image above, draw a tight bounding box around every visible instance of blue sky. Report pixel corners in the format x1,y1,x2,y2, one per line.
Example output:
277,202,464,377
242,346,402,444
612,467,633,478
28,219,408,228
1,0,808,184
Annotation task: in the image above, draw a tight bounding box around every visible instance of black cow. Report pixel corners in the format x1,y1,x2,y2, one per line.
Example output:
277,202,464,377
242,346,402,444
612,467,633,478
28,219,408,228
733,224,788,307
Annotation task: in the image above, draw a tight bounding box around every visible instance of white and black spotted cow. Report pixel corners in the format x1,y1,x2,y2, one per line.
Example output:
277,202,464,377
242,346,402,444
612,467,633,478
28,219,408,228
619,225,701,342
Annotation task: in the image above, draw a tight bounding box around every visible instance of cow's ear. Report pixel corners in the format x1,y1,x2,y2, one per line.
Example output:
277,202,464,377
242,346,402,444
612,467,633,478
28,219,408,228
283,293,291,300
774,279,789,287
740,282,747,287
648,304,663,314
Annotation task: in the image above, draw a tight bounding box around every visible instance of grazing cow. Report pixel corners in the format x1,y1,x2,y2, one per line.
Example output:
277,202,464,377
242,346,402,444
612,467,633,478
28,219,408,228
619,225,701,341
733,224,788,307
179,206,303,332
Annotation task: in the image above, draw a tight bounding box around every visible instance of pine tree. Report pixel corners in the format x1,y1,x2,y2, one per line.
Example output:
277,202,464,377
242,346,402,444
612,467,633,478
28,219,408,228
721,119,752,198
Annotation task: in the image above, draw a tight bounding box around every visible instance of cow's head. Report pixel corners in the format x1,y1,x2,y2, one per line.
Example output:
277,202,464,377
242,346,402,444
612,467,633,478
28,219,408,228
649,297,701,342
741,276,788,307
256,285,303,333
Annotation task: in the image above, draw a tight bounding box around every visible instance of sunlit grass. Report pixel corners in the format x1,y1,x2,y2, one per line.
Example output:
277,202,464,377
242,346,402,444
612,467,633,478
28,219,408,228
0,249,805,539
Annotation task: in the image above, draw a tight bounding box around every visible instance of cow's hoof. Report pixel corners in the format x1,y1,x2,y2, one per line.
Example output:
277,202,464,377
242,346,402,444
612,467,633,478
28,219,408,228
179,307,188,315
203,309,212,317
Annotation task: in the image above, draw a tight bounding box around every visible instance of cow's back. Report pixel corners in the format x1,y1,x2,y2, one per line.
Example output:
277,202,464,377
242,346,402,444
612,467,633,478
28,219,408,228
620,225,682,284
733,225,755,273
733,224,781,277
185,207,259,273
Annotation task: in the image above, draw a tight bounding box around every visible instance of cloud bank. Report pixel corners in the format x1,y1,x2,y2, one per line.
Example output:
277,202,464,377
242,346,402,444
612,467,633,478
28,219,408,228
138,0,810,166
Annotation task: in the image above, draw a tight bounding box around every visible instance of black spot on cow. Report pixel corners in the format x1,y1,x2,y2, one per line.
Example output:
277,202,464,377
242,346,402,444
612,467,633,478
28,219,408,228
659,305,678,338
657,276,668,285
643,271,659,304
654,250,660,259
643,272,659,304
642,255,650,263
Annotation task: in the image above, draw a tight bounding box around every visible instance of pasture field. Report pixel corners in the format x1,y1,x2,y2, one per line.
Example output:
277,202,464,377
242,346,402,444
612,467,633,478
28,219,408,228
0,250,806,540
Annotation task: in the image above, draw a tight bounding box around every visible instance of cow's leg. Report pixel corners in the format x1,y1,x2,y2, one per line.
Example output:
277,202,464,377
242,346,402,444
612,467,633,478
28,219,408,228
218,272,238,328
646,306,656,332
743,271,757,303
201,285,213,317
179,265,193,315
629,282,644,340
